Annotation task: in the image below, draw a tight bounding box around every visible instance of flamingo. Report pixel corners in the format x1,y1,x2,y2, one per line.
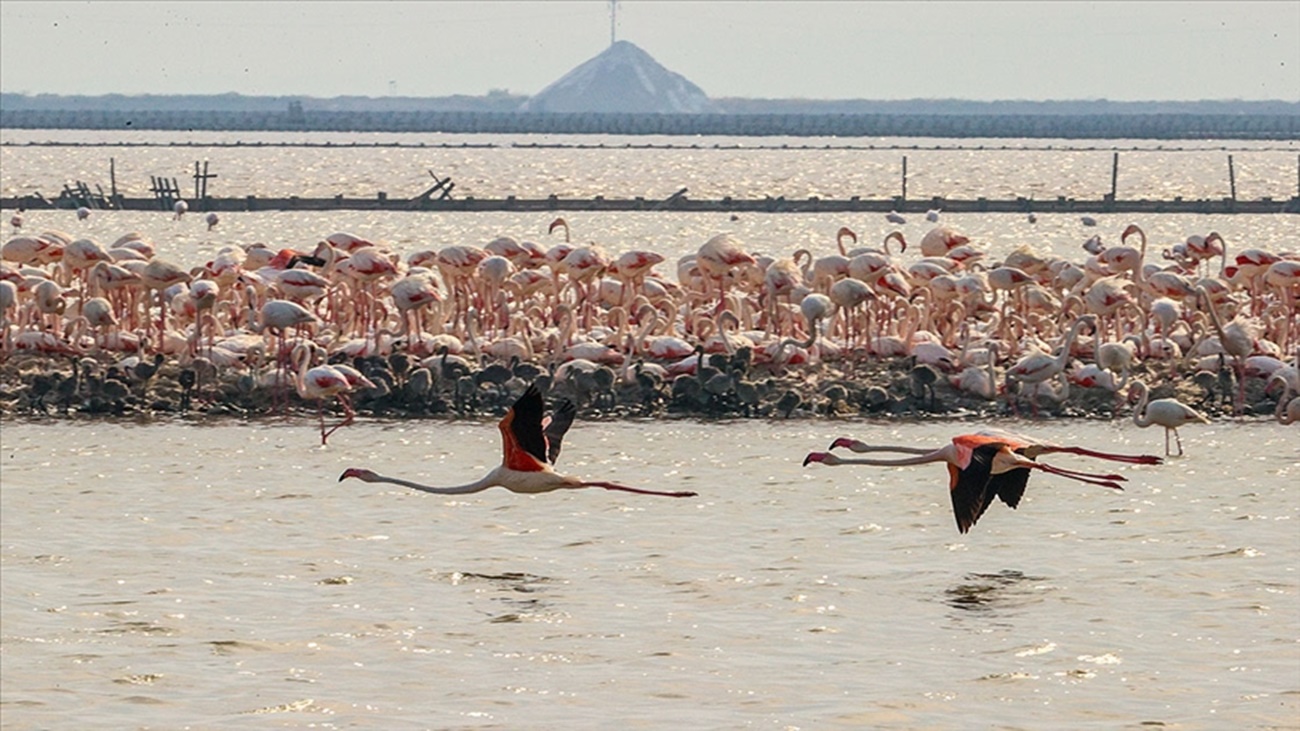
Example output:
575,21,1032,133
1127,381,1210,457
696,233,755,313
339,383,697,498
828,277,875,354
140,258,191,350
1006,315,1095,415
919,227,970,258
172,200,189,220
952,341,999,400
292,343,358,445
205,212,220,231
390,273,442,338
608,249,666,307
1268,372,1300,425
1197,285,1255,414
803,430,1160,534
548,216,572,243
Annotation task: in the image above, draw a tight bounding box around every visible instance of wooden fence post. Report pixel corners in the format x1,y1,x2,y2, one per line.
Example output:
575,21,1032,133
1110,152,1119,199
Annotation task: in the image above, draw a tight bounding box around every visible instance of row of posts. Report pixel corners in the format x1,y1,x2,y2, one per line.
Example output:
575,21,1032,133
83,152,1300,208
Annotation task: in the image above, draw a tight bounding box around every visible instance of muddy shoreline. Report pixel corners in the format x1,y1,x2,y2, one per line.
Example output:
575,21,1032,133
1,351,1279,429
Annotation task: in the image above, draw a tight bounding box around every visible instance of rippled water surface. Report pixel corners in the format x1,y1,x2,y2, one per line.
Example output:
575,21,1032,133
2,417,1297,729
2,130,1297,271
3,130,1298,201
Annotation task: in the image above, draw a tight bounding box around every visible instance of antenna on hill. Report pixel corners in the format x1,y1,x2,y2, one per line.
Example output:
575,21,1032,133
608,0,620,46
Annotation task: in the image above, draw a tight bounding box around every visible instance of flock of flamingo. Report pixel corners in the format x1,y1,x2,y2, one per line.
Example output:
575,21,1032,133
2,212,1298,449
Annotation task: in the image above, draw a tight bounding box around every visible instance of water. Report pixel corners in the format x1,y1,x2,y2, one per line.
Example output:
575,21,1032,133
2,131,1297,272
3,130,1298,201
1,131,1299,728
2,418,1297,729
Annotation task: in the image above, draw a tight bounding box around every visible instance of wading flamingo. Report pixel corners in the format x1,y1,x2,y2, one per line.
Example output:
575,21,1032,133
1127,380,1211,457
339,384,697,498
293,343,360,446
803,430,1160,533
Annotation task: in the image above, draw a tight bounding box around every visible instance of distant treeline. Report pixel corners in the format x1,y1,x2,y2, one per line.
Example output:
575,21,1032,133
1,93,1298,139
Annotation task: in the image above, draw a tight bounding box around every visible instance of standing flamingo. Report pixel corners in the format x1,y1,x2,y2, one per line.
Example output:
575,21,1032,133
803,431,1160,534
1127,381,1211,457
339,384,697,498
919,226,970,258
1006,315,1095,415
292,344,358,446
696,233,755,314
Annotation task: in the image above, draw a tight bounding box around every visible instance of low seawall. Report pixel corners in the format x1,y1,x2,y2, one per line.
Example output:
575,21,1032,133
2,109,1298,139
5,193,1298,215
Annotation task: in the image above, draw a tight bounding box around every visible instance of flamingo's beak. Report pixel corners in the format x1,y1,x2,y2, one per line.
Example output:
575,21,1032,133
803,452,828,467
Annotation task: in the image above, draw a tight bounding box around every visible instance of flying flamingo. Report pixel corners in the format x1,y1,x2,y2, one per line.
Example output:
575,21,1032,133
339,383,697,498
803,430,1160,533
1127,381,1211,457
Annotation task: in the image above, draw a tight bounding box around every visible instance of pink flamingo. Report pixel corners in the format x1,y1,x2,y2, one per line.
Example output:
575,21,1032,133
340,384,696,498
804,430,1159,534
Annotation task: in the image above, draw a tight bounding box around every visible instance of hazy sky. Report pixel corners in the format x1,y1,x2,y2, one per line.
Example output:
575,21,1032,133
2,1,1296,101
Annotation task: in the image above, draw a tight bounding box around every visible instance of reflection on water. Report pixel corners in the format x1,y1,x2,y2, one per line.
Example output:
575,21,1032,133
446,570,558,624
944,570,1050,613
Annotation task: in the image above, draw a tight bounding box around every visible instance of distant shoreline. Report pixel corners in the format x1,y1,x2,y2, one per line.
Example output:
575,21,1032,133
3,105,1297,140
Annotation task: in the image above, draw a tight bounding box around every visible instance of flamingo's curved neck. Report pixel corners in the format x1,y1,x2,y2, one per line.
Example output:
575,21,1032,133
834,445,953,466
358,469,499,495
1130,384,1153,428
845,443,934,456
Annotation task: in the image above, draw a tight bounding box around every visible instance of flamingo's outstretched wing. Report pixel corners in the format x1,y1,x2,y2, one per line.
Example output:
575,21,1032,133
503,384,548,469
948,443,998,534
988,467,1029,510
544,399,577,465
